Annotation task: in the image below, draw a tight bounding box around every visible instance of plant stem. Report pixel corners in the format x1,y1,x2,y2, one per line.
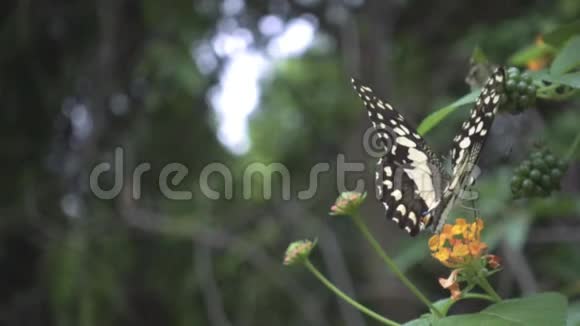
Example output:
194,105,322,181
462,292,497,302
565,129,580,161
304,260,401,326
351,214,443,317
476,277,502,302
438,292,497,316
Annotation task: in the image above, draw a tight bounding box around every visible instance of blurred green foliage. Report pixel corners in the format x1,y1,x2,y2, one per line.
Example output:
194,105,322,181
1,0,580,325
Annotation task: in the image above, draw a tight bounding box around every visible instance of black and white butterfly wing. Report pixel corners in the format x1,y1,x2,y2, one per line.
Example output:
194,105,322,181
351,78,446,236
433,67,506,232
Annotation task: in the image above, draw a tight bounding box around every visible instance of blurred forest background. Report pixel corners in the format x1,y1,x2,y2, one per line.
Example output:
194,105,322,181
2,0,580,325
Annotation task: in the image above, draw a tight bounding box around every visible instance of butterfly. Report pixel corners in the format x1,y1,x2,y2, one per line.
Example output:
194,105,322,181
351,67,505,236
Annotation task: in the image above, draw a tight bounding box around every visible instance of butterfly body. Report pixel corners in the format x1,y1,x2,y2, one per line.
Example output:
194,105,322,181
352,67,505,236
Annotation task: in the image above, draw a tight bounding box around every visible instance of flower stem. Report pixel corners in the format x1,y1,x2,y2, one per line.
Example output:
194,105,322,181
304,260,401,326
565,129,580,161
476,277,502,302
351,214,443,317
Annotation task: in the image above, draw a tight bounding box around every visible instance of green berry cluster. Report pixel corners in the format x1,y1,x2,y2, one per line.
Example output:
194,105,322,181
503,67,538,113
511,147,568,198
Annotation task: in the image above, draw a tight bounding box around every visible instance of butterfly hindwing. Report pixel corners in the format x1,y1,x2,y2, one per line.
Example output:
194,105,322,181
351,78,445,235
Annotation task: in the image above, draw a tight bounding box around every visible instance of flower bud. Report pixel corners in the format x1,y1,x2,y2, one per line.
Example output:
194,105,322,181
329,192,367,216
283,240,316,266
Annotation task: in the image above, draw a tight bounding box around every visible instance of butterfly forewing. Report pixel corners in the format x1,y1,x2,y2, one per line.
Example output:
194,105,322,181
351,78,445,235
434,67,506,232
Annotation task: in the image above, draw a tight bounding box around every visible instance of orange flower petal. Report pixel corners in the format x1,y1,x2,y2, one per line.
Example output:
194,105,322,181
428,235,440,251
434,247,450,262
452,244,470,257
442,224,453,236
468,241,487,256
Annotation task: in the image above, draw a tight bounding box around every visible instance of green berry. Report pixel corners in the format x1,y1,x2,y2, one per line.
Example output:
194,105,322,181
509,92,519,102
545,155,556,166
530,169,542,181
506,79,517,92
530,152,543,160
517,81,528,93
532,158,548,172
541,174,552,188
557,159,568,171
550,168,562,181
507,67,519,74
521,159,531,168
499,94,508,105
526,85,537,96
519,95,530,106
521,72,532,84
511,175,523,187
522,178,534,192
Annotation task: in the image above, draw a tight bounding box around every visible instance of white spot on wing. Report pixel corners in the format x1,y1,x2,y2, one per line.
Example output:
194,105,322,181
396,204,406,215
396,137,416,147
394,128,406,136
408,148,428,162
408,212,417,225
459,137,471,148
391,189,402,200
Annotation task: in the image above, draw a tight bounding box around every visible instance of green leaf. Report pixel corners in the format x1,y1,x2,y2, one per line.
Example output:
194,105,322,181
418,90,479,135
403,315,432,326
471,46,488,64
530,69,580,89
509,43,555,66
568,301,580,326
551,36,580,75
434,292,568,326
544,20,580,47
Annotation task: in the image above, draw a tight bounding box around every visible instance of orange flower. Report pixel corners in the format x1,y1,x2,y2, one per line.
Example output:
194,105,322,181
527,35,550,71
431,219,502,300
429,218,488,268
451,218,468,235
527,58,548,71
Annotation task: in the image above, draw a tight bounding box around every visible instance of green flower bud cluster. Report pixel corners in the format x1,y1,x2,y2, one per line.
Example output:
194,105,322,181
511,147,567,198
503,67,537,113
